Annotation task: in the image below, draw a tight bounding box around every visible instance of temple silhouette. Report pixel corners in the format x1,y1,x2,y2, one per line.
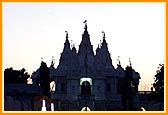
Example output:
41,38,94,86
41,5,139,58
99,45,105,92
31,21,140,110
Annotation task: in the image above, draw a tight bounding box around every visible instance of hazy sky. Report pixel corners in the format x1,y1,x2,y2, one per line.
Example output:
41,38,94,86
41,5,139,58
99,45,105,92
3,2,165,91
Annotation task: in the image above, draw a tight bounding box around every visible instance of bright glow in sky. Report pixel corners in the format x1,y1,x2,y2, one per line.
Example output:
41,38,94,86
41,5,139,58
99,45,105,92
3,3,165,91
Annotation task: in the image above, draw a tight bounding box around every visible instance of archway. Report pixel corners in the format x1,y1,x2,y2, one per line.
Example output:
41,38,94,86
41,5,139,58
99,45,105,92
80,78,92,96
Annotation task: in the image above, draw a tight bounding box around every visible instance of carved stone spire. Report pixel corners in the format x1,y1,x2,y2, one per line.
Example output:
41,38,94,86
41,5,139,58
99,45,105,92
41,57,43,63
65,31,68,39
58,31,71,68
78,20,94,56
101,31,108,48
83,20,87,31
51,56,55,67
129,57,132,67
102,31,106,39
64,31,70,47
117,56,121,66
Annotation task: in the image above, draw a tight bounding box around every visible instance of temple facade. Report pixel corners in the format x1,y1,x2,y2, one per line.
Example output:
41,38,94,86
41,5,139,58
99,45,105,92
32,22,141,111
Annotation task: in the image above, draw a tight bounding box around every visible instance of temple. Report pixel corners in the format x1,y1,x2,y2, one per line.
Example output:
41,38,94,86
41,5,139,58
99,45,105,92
32,21,140,110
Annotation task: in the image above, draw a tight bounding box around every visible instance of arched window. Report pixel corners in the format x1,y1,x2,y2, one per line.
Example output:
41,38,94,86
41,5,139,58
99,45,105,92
80,77,92,96
81,81,91,95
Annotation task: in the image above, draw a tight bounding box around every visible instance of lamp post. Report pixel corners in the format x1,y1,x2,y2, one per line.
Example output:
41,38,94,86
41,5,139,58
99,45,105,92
41,99,47,111
51,103,54,111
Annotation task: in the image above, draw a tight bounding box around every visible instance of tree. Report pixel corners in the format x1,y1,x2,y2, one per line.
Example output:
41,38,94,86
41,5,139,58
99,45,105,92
154,64,164,94
38,61,50,98
4,68,30,84
149,63,164,102
121,66,136,110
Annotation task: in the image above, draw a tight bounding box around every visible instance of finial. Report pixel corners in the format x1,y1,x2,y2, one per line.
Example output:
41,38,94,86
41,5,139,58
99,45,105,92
65,31,68,39
83,20,87,30
51,56,55,67
102,31,106,39
99,40,102,47
129,57,132,66
41,57,43,62
117,56,121,66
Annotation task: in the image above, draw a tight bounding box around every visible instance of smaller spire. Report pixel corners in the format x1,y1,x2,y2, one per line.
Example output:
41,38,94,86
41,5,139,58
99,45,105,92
102,31,106,39
41,57,43,62
96,44,100,54
63,31,70,51
117,56,121,66
129,57,132,66
101,31,108,47
65,31,68,39
51,56,55,67
72,43,76,53
83,20,87,30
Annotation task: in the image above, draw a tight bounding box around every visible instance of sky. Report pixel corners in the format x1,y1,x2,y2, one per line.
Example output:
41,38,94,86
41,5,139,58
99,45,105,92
3,2,165,91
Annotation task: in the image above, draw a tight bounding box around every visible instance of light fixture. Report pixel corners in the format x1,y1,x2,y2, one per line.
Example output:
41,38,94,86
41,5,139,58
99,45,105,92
51,103,54,111
41,99,47,111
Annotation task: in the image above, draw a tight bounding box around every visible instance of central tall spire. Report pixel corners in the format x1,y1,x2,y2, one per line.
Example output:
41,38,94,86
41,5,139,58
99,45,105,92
78,20,94,56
